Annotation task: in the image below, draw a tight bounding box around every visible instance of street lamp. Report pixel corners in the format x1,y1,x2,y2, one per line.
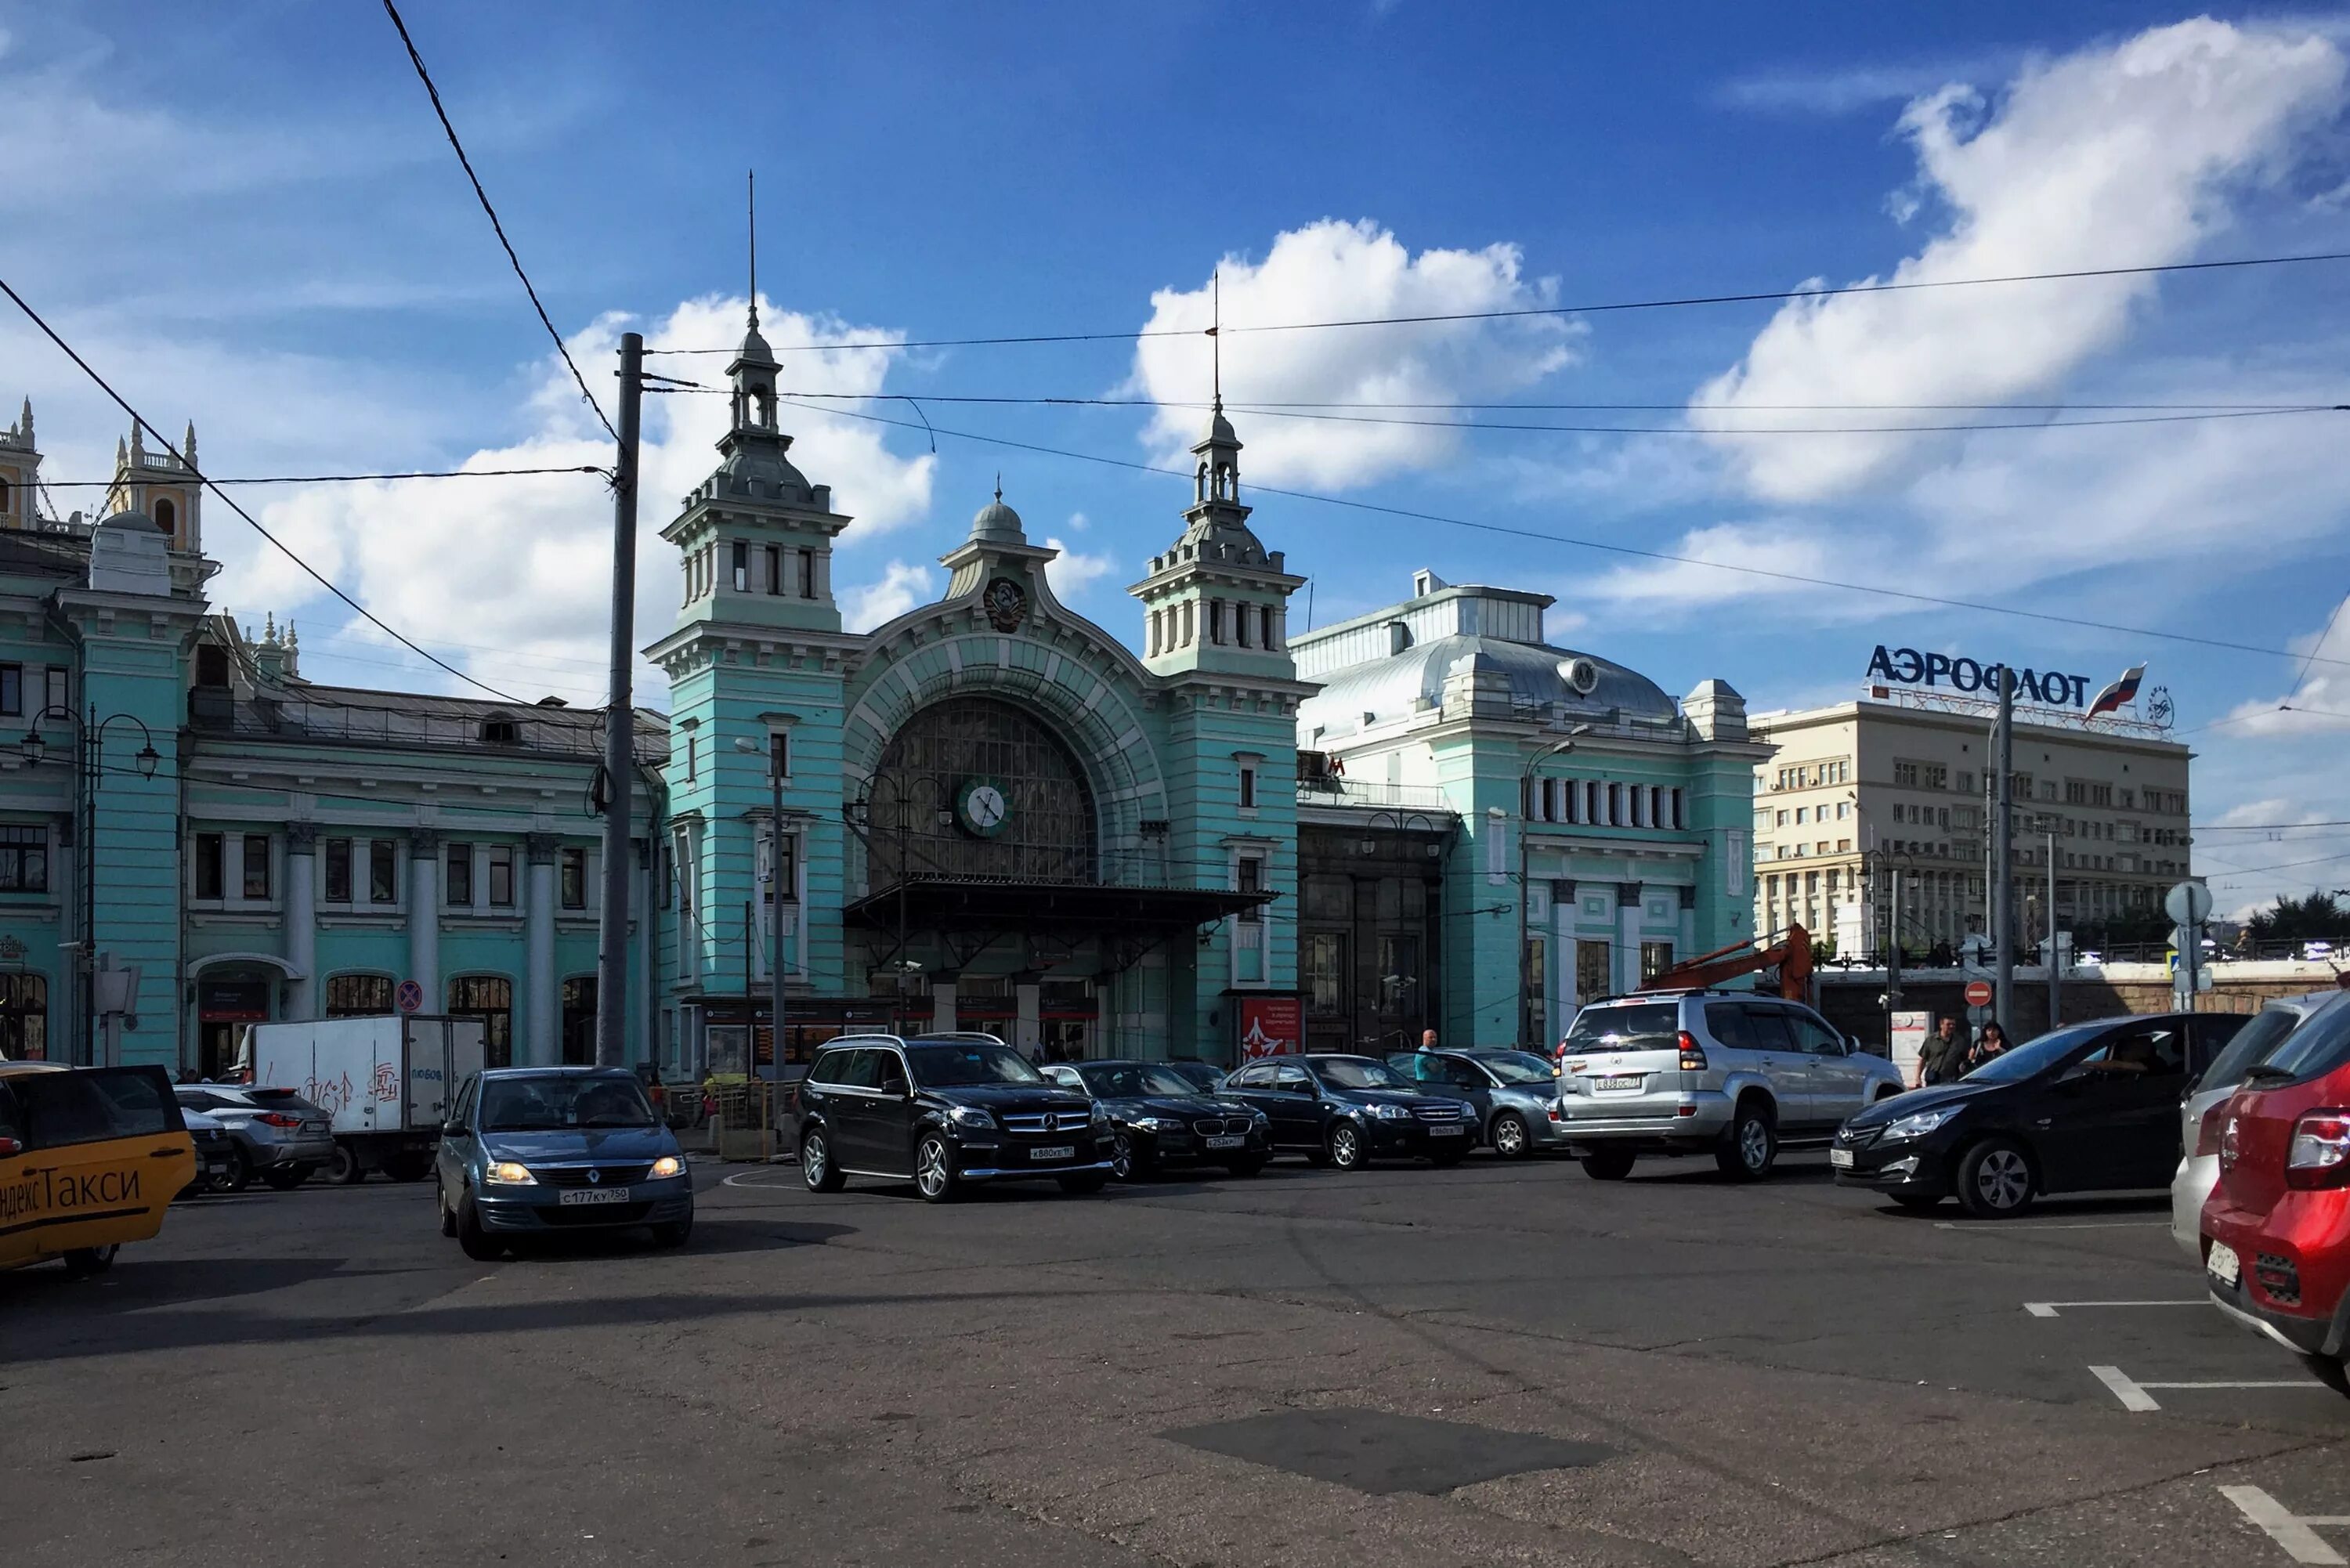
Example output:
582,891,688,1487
734,735,794,1089
1517,724,1591,1048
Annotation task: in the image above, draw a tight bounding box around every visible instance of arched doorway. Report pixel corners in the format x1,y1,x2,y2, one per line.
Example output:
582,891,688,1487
866,696,1097,887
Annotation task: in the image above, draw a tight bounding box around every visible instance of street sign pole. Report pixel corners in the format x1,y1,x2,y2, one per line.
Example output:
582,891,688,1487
592,331,644,1069
2165,880,2214,1013
1991,667,2016,1034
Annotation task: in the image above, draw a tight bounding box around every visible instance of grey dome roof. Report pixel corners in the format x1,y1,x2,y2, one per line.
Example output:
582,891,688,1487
1296,634,1679,740
970,493,1025,544
718,442,812,500
736,324,776,365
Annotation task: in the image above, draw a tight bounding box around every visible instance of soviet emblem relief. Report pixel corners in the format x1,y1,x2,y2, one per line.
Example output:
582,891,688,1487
983,576,1028,631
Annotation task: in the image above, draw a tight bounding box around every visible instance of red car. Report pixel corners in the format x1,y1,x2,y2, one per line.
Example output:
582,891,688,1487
2201,1003,2350,1393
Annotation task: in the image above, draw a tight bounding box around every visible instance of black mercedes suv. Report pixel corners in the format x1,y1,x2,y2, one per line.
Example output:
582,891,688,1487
797,1035,1112,1202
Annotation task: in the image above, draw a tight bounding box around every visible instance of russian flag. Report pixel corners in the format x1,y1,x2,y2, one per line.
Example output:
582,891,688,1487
2087,663,2146,718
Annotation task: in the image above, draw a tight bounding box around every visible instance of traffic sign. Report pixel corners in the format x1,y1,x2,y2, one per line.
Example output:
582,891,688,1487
2164,880,2213,927
1964,978,1994,1008
395,978,425,1015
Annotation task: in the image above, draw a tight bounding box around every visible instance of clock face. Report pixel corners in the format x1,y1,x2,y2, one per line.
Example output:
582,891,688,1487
956,779,1012,837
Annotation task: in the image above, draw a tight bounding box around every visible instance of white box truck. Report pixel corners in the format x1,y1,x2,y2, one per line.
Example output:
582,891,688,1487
237,1014,486,1183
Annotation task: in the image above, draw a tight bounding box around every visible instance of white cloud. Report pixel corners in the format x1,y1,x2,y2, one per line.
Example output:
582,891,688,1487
2214,594,2350,736
1716,50,2030,117
1695,20,2348,505
1043,537,1115,601
1128,219,1577,490
841,562,937,633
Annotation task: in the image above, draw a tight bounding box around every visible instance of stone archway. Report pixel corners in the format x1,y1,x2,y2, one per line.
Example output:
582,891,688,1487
867,696,1098,886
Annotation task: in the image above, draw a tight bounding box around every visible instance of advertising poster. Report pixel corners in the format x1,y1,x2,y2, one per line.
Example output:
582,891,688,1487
1238,995,1302,1058
1889,1010,1931,1084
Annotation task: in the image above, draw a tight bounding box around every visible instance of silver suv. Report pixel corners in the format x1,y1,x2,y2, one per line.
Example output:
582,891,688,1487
1556,990,1907,1180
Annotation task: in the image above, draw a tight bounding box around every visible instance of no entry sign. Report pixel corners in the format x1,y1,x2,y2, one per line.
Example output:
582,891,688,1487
1964,979,1994,1008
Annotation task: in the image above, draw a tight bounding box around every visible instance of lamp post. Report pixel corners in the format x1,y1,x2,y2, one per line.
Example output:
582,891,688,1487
734,735,796,1084
21,704,163,1064
1517,725,1590,1049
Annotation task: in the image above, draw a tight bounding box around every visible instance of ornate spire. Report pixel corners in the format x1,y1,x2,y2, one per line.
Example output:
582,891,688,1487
128,422,143,463
17,396,30,446
115,434,127,467
183,419,197,467
747,168,759,334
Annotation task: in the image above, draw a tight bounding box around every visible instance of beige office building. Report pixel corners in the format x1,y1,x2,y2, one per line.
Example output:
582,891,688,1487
1748,699,2192,956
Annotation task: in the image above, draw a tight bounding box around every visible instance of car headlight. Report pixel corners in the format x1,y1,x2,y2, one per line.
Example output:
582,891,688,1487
1370,1103,1413,1121
1459,1102,1478,1120
1089,1102,1111,1127
949,1106,996,1129
1249,1109,1271,1125
1130,1116,1176,1133
485,1161,537,1186
649,1155,685,1180
1882,1107,1960,1143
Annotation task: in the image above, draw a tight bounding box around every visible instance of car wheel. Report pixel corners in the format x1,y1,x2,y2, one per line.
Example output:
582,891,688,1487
2301,1353,2348,1396
800,1129,845,1193
261,1165,310,1191
1109,1131,1143,1182
1490,1111,1531,1160
326,1144,364,1185
1955,1138,2035,1218
60,1244,119,1279
1580,1148,1636,1181
1715,1100,1778,1181
1891,1194,1943,1212
1327,1122,1365,1171
219,1147,252,1194
437,1180,457,1237
1226,1157,1265,1178
1058,1172,1108,1195
455,1194,504,1261
913,1133,960,1203
650,1216,693,1248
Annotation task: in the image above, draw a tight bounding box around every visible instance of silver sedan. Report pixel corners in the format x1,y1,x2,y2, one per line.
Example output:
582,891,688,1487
1386,1049,1571,1158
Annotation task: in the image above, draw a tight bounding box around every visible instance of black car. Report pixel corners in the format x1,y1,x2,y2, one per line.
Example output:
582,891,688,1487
1043,1060,1270,1179
1833,1011,2244,1218
1220,1053,1477,1171
1157,1059,1231,1097
797,1035,1112,1203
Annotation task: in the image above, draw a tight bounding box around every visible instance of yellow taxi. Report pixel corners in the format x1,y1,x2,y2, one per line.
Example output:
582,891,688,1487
0,1060,194,1277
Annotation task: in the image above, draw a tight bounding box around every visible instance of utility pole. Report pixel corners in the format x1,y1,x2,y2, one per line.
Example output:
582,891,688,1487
593,330,644,1068
1991,666,2016,1035
2044,817,2061,1031
768,760,787,1089
1884,855,1902,1050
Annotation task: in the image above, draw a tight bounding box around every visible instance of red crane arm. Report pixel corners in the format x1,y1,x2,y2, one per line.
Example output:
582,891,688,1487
1637,923,1813,1001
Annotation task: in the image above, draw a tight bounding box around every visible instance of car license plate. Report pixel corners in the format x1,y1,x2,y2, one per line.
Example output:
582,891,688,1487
1593,1075,1643,1091
558,1187,631,1206
2207,1241,2241,1287
1829,1147,1855,1169
1205,1136,1246,1150
1030,1145,1076,1162
1429,1123,1465,1136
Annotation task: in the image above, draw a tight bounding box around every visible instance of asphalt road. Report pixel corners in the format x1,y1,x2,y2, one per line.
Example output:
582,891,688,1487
6,1147,2348,1568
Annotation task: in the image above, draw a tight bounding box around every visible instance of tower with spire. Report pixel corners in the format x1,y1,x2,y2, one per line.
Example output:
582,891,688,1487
0,396,38,529
102,416,201,552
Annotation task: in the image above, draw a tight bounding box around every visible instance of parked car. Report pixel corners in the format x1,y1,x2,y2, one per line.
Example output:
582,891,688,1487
2171,997,2330,1257
434,1067,694,1260
179,1107,238,1198
797,1035,1111,1202
1832,1012,2225,1217
173,1084,334,1190
1158,1059,1231,1097
1386,1048,1570,1158
1042,1060,1269,1179
1556,990,1905,1181
1220,1053,1477,1170
2201,997,2350,1393
1,1061,194,1277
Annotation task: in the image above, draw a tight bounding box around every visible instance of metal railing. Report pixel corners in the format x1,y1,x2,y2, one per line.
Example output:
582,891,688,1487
1299,778,1455,811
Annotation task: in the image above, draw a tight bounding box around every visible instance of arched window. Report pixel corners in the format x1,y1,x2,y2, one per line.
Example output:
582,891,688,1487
447,974,515,1067
325,974,394,1018
154,497,177,535
0,476,12,518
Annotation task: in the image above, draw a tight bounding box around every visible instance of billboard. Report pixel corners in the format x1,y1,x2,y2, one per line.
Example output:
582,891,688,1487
1238,995,1302,1058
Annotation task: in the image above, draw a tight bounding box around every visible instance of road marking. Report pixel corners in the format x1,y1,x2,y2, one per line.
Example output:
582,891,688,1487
1937,1219,2167,1232
720,1169,797,1189
2023,1299,2204,1317
2089,1364,2331,1412
2222,1485,2348,1565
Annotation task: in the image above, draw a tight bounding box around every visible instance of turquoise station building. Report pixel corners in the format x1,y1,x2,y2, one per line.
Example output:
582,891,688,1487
0,313,1760,1075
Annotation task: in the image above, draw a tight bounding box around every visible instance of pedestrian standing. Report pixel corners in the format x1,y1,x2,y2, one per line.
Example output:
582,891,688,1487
1419,1028,1439,1052
1965,1021,2012,1075
1918,1016,1965,1087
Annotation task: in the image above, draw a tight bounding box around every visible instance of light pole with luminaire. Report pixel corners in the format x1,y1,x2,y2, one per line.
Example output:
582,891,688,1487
1517,724,1591,1048
20,704,163,1064
733,735,795,1095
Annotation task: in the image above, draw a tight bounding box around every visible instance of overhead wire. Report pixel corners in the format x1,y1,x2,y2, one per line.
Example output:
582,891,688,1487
41,465,610,489
772,393,2350,672
378,0,616,443
0,274,530,705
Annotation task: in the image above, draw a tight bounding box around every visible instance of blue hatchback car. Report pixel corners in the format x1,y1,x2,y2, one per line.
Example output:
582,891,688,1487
435,1068,693,1259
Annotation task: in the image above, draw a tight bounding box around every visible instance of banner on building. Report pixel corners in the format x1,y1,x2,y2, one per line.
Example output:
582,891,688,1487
1238,995,1302,1058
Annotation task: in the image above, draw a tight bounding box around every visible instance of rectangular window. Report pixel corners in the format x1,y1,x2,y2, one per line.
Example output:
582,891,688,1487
370,840,396,904
798,547,817,600
1794,806,1807,825
445,842,473,907
686,732,696,782
1236,602,1252,649
765,544,781,594
1522,935,1548,1046
1238,764,1258,811
0,663,19,718
42,666,67,717
488,845,515,908
1585,781,1601,823
1236,854,1263,923
1640,941,1674,982
1304,933,1347,1016
769,730,790,779
1893,760,1919,787
1924,764,1948,790
1671,788,1684,829
731,540,748,592
772,832,797,905
1630,787,1647,828
1607,782,1623,826
324,837,352,901
561,845,586,909
325,974,392,1018
0,825,46,892
655,842,672,909
242,834,270,900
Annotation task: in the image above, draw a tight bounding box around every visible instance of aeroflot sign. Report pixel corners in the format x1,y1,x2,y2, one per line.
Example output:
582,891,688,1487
1865,645,2090,708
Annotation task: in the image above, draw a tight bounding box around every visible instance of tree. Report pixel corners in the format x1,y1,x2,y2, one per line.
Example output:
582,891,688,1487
2247,891,2350,942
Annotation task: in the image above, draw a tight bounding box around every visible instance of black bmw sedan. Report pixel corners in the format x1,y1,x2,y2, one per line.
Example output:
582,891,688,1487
1220,1053,1477,1170
1043,1060,1270,1179
797,1035,1112,1202
1833,1011,2234,1218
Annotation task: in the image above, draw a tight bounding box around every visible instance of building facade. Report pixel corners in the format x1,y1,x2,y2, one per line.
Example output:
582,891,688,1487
1290,571,1766,1053
1750,695,2193,959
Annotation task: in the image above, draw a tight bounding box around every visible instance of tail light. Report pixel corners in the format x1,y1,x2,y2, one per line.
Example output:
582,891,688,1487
2286,1110,2350,1189
2196,1101,2230,1158
1677,1031,1708,1072
258,1112,304,1129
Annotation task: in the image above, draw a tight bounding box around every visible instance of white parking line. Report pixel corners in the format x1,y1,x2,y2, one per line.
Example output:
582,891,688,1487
2221,1485,2349,1565
2023,1299,2205,1318
1936,1219,2167,1232
2088,1364,2331,1412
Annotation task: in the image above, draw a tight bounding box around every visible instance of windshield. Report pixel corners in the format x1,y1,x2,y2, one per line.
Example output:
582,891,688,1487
1308,1057,1410,1091
2256,1003,2350,1083
1471,1051,1559,1086
2197,1006,2312,1093
244,1088,323,1112
479,1075,657,1132
1161,1061,1223,1090
906,1043,1046,1088
1961,1023,2110,1085
1565,1003,1679,1053
1078,1064,1200,1098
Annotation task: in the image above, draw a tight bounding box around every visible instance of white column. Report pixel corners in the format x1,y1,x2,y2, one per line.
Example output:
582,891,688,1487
1617,887,1641,994
931,977,956,1035
284,825,317,1021
1014,980,1042,1055
526,834,559,1067
407,831,439,1018
814,550,831,601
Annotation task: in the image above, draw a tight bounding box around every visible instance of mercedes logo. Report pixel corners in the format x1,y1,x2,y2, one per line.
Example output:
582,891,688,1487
587,1169,602,1186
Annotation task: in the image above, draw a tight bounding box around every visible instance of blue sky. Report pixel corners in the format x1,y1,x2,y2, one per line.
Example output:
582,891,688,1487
3,2,2348,913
